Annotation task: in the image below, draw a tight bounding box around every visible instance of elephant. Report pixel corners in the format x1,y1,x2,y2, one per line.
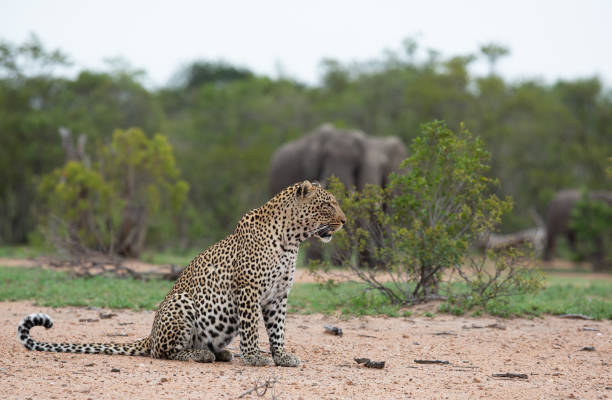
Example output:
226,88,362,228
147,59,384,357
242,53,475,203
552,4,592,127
269,124,364,194
269,124,407,194
358,135,408,189
543,189,612,267
268,124,408,263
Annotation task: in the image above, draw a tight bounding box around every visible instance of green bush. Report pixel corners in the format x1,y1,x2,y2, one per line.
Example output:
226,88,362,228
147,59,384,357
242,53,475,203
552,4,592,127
325,121,543,305
569,192,612,270
38,128,189,257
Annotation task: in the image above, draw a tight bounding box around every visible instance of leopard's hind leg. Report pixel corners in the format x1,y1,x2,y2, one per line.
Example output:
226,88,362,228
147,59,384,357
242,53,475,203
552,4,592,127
150,292,215,363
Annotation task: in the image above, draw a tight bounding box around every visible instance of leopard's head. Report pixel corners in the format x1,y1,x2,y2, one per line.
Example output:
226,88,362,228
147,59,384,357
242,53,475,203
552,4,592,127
294,180,346,243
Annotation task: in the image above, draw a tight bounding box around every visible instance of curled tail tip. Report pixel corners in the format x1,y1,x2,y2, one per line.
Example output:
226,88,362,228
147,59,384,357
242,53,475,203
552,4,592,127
17,313,53,350
18,313,54,349
20,313,54,329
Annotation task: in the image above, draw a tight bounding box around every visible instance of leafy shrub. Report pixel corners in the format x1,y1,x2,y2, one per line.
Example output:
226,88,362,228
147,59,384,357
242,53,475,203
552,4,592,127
38,128,189,257
324,121,543,305
569,192,612,270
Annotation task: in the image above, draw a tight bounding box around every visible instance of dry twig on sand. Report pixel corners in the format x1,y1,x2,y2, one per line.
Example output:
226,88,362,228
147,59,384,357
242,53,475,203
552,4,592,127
492,373,528,379
414,359,450,365
558,314,593,320
354,358,385,369
237,376,279,399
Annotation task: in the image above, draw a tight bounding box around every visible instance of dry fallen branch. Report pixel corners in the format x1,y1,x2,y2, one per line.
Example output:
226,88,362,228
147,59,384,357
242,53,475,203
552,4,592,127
45,249,183,281
478,227,545,253
464,322,506,330
582,327,599,331
354,358,385,369
237,376,279,399
414,359,450,365
558,314,593,320
492,373,528,379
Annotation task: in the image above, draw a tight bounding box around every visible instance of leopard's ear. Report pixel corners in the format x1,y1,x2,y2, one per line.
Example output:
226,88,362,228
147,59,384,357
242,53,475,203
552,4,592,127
296,180,315,200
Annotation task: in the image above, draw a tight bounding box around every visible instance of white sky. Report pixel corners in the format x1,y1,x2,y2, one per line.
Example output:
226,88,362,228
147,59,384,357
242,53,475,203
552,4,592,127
1,0,610,87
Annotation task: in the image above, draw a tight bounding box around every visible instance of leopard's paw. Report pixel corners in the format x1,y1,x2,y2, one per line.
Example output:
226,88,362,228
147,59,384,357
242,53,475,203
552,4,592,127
214,349,233,362
273,352,301,367
241,352,272,367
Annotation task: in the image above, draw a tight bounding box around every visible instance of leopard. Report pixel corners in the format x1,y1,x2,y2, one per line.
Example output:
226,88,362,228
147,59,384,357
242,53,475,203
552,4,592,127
17,180,345,367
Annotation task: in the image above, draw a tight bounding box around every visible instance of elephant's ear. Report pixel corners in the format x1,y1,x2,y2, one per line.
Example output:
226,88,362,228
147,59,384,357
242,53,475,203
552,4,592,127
296,180,316,200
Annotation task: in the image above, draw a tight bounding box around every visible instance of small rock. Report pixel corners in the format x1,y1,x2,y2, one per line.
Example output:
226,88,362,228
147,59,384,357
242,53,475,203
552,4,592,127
110,368,120,373
580,346,596,352
160,377,168,383
84,363,95,367
473,377,481,383
324,325,343,336
76,385,91,393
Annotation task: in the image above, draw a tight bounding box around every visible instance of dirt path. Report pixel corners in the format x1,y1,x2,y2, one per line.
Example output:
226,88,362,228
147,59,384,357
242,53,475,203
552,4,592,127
1,301,610,399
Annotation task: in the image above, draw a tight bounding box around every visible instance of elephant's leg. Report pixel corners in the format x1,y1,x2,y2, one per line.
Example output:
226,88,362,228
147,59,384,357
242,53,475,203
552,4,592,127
567,230,577,253
543,233,556,261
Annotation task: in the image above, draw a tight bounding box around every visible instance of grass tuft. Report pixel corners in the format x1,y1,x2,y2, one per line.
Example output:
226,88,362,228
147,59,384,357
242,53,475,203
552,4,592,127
0,266,610,319
0,267,171,310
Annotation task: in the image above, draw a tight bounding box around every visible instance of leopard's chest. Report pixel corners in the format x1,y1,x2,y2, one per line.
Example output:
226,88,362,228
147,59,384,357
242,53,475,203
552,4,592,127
260,250,298,304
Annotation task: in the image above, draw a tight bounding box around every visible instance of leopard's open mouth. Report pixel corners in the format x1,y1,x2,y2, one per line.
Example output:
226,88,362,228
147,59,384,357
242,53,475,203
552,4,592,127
318,230,333,243
314,224,342,243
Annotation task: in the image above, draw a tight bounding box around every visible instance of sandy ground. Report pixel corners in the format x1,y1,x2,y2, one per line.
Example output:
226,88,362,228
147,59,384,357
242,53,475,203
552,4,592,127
1,257,611,399
1,301,611,400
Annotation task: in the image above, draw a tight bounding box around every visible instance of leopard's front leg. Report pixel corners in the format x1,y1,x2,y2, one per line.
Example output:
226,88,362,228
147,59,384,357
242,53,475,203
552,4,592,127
237,285,271,366
262,294,300,367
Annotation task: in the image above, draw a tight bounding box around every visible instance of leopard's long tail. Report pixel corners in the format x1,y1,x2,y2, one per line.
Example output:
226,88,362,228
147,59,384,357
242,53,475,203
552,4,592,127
17,313,151,356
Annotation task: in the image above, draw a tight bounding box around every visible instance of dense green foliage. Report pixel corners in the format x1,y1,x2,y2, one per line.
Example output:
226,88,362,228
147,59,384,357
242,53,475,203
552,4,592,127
390,121,514,297
37,128,188,257
324,122,542,304
569,192,612,268
0,266,608,319
1,36,610,254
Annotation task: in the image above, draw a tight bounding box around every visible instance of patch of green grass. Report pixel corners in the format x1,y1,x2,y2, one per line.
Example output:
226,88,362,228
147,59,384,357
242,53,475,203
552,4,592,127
0,267,171,310
544,275,609,287
0,245,47,258
483,282,612,319
139,249,198,266
0,266,610,319
288,282,403,317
